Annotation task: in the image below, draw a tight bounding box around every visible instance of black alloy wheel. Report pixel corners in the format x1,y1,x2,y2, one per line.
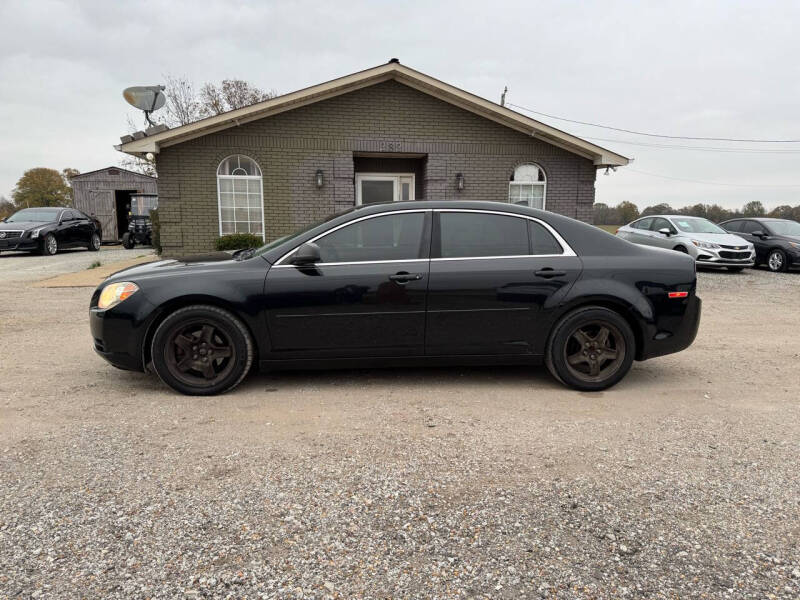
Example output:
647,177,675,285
546,307,635,391
151,305,253,395
767,249,787,272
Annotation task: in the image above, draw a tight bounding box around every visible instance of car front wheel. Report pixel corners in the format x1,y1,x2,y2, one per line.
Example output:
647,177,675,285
150,305,254,395
767,249,787,272
40,233,58,256
546,306,635,391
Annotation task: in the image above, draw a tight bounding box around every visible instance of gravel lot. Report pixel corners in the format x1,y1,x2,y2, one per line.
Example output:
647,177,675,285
1,258,799,599
0,245,148,283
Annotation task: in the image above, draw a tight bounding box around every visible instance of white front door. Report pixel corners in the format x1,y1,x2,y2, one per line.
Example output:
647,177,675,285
356,173,415,205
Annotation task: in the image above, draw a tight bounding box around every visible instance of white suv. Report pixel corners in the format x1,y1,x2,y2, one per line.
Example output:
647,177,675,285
617,215,754,271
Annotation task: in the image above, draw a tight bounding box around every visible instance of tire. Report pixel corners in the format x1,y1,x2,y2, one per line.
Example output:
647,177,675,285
88,232,101,251
673,246,689,253
545,306,636,392
40,233,58,256
150,305,253,396
726,267,744,272
767,249,787,272
122,232,135,249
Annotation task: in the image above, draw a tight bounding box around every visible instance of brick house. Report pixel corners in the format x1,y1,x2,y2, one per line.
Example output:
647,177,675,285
117,60,628,257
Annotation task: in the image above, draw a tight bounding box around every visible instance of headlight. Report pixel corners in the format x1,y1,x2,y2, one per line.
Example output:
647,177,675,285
691,240,720,249
30,228,42,238
98,282,139,310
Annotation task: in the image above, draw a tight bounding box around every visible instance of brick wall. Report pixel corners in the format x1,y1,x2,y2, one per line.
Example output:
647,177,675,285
155,80,596,256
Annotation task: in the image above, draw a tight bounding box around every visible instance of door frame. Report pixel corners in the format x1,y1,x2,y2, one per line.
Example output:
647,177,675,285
355,173,415,205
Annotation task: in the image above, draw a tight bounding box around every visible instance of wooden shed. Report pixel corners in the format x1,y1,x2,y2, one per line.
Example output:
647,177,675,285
71,167,157,242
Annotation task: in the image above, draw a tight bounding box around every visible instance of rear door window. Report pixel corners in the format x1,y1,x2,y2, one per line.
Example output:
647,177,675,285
438,212,529,258
650,217,676,233
740,220,761,234
632,217,653,230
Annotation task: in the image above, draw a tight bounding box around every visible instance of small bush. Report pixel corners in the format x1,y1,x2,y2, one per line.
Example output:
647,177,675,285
215,233,263,251
149,208,162,255
87,260,101,269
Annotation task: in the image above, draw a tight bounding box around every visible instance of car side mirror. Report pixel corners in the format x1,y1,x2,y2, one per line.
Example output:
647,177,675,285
750,229,766,238
292,242,321,265
658,228,673,236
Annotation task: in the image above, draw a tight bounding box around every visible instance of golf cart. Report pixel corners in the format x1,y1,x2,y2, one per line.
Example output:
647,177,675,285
123,193,158,249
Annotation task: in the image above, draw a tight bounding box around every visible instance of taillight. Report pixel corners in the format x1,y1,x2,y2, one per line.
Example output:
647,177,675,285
668,291,689,299
615,228,620,235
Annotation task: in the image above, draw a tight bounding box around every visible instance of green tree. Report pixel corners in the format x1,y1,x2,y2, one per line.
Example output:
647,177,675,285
0,195,15,219
742,201,765,217
11,168,73,208
768,205,794,219
706,204,732,223
616,201,640,224
641,203,674,217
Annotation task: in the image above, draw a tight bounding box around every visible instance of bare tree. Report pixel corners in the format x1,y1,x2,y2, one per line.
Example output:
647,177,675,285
162,74,202,126
199,79,276,116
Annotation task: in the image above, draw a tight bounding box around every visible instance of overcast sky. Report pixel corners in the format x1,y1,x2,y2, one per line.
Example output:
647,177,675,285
2,0,799,210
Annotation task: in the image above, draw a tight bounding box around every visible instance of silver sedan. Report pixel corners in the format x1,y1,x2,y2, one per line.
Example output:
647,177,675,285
617,215,754,271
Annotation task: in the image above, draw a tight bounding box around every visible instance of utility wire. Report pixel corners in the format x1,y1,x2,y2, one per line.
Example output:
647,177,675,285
624,167,800,188
584,136,800,154
507,102,800,143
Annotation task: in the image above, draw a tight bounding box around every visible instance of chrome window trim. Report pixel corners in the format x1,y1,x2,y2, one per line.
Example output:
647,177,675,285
272,207,577,268
274,209,429,266
434,208,577,258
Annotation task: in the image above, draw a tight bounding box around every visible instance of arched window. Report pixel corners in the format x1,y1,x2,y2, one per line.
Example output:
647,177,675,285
509,163,546,209
217,155,264,238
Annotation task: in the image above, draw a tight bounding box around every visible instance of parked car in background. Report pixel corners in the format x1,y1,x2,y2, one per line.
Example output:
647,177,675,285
0,207,102,255
616,215,754,271
90,201,701,396
719,218,800,272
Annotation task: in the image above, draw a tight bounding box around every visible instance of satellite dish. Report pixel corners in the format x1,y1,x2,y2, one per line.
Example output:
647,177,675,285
123,85,166,126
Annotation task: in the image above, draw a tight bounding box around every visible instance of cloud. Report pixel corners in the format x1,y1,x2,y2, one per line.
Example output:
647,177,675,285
1,0,799,210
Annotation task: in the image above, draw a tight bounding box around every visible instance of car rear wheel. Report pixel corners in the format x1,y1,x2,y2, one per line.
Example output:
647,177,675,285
151,305,254,396
122,232,135,249
767,249,787,272
40,233,58,256
546,307,635,392
88,232,101,251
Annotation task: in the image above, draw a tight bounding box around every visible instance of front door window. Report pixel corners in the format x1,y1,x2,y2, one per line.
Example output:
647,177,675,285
356,174,415,205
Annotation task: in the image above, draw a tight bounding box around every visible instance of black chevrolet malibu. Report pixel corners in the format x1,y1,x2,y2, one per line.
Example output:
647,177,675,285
90,201,701,395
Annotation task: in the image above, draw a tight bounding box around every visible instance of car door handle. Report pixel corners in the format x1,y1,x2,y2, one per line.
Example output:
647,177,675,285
389,272,423,284
534,268,566,279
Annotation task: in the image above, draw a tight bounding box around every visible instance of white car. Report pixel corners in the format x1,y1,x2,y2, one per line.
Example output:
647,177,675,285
616,215,754,271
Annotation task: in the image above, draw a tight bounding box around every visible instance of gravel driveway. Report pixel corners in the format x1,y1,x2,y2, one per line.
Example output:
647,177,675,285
0,245,151,283
0,265,799,599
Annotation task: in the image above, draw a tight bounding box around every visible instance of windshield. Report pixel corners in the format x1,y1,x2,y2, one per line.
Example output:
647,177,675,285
6,208,61,223
766,220,800,236
671,217,727,234
253,209,354,256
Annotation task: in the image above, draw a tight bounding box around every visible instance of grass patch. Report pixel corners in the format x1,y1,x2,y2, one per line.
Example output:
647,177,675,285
87,261,102,269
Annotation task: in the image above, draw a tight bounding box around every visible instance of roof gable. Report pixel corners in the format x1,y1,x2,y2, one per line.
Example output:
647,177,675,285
117,61,628,168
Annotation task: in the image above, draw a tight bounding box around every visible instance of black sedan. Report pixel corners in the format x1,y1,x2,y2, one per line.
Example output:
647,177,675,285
719,217,800,272
0,207,101,255
90,201,701,395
